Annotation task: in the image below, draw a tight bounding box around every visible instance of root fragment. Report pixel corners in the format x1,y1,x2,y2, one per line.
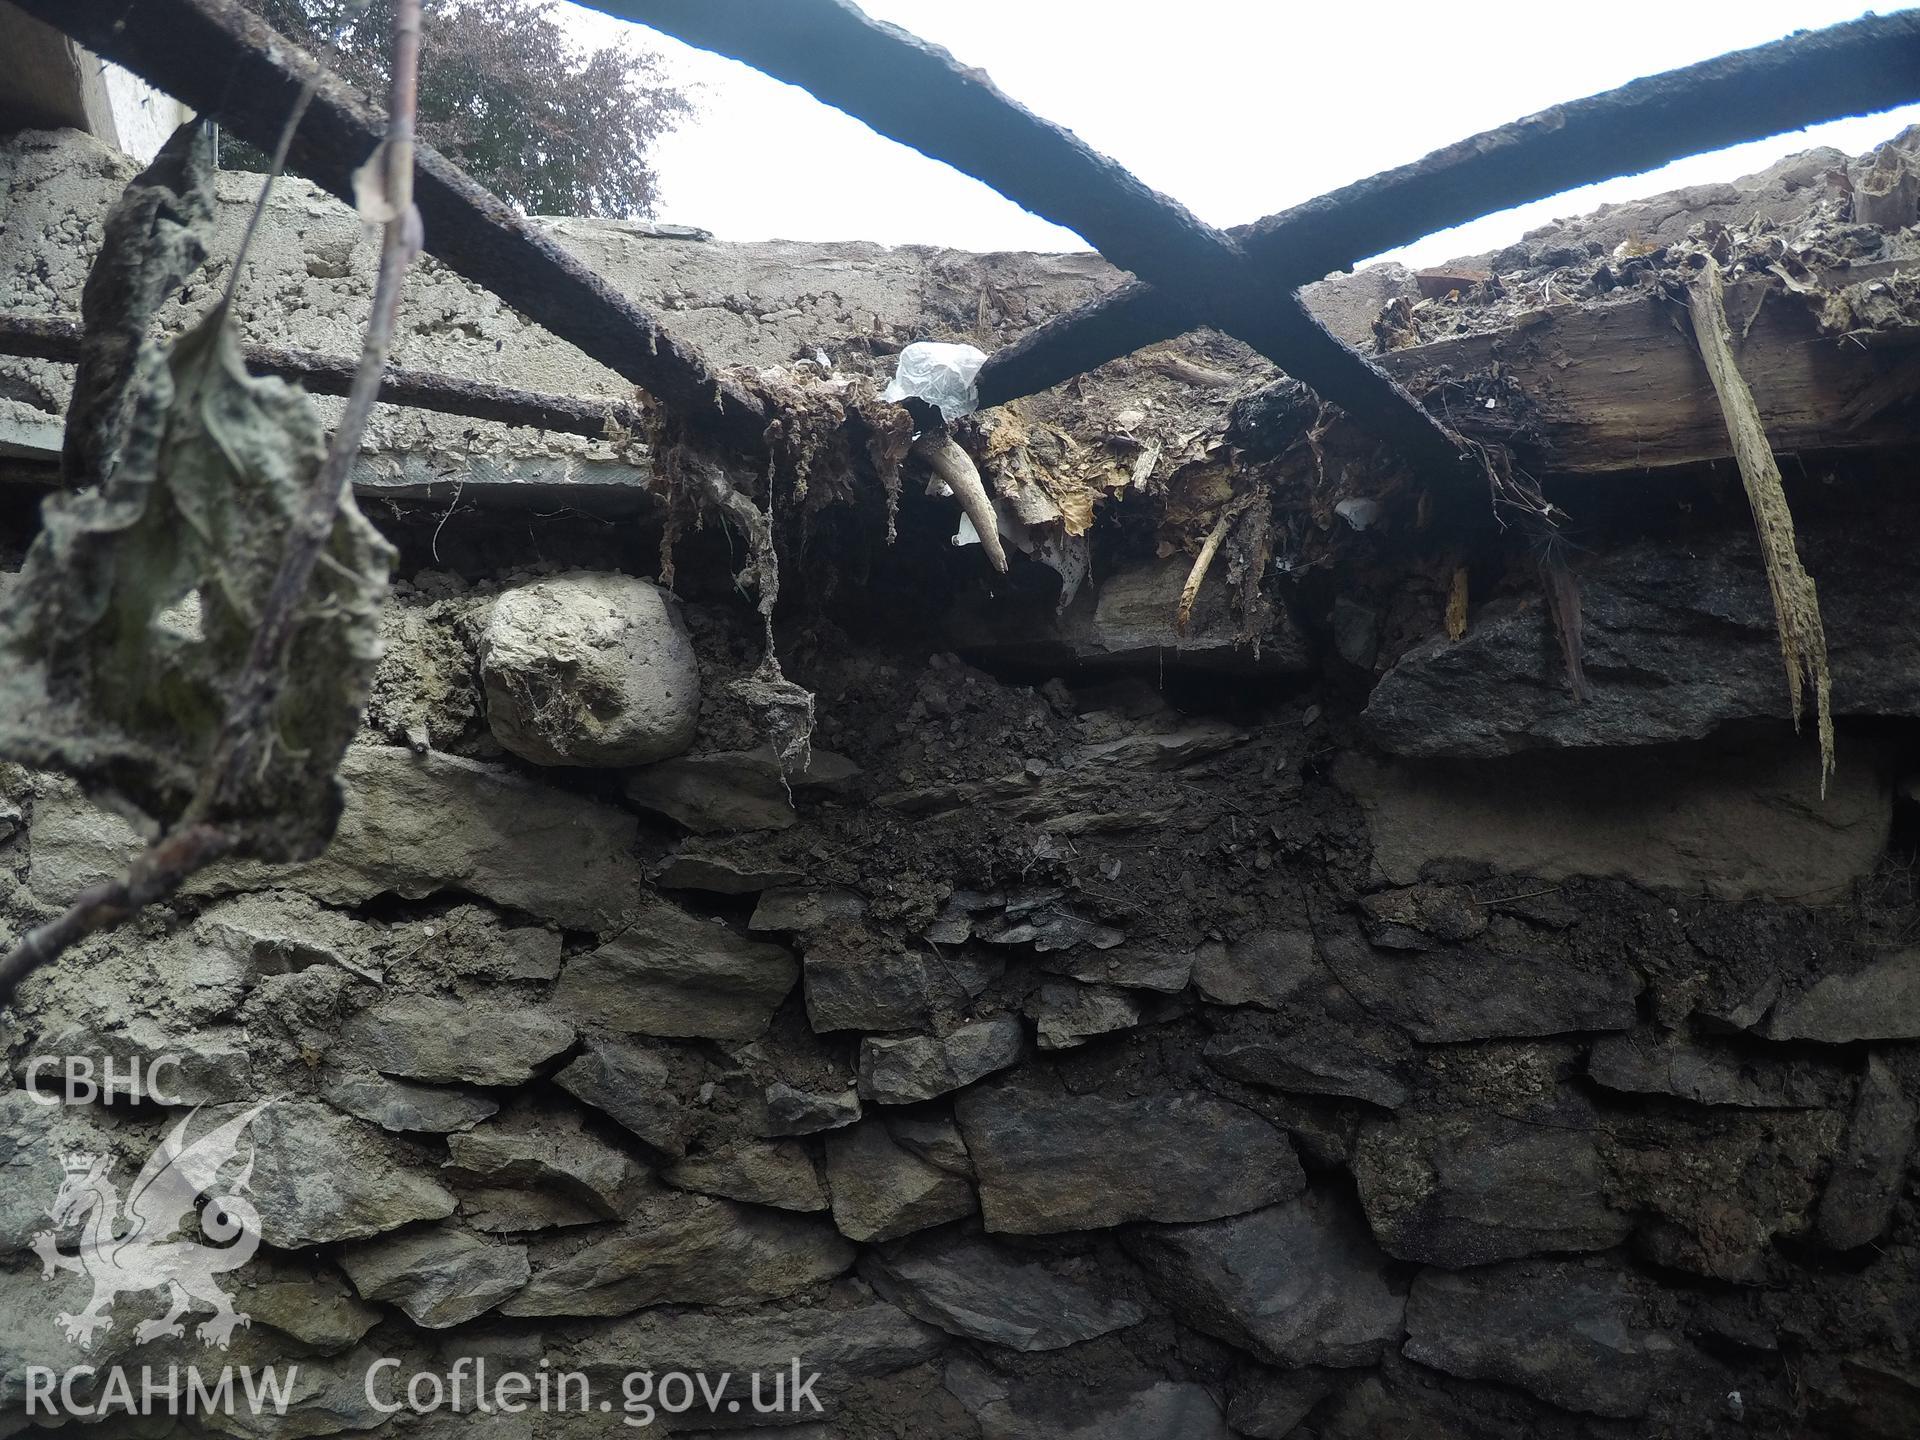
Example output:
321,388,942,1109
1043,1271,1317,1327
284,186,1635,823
1689,256,1834,792
1445,566,1469,640
914,431,1008,573
1179,502,1239,633
681,448,816,779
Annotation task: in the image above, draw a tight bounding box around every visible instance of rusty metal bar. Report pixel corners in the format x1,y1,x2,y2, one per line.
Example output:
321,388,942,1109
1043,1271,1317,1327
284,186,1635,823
978,11,1920,406
581,0,1475,477
0,313,645,440
9,0,769,454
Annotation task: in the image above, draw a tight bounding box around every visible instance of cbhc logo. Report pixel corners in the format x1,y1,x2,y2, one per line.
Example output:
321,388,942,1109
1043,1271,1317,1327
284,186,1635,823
23,1054,186,1106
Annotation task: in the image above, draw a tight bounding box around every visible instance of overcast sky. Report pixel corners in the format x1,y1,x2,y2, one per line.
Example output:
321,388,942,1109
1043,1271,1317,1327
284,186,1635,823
565,1,1920,270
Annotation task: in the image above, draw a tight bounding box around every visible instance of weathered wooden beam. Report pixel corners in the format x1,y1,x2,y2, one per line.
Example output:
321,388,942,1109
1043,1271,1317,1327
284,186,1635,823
0,312,646,440
584,0,1473,479
10,0,770,454
1839,348,1920,432
977,11,1920,407
1374,266,1920,474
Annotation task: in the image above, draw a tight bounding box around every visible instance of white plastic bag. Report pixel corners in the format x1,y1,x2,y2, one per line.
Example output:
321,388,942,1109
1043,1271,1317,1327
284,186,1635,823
882,341,988,423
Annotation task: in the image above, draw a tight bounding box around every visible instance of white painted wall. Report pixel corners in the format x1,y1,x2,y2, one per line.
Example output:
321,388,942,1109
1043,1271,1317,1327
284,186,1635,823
101,64,193,162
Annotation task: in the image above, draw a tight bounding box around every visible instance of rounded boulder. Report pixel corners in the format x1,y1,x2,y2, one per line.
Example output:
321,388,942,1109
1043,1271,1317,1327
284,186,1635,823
480,571,699,767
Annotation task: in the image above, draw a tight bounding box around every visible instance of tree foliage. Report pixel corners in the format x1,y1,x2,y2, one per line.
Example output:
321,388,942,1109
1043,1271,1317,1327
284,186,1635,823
239,0,691,218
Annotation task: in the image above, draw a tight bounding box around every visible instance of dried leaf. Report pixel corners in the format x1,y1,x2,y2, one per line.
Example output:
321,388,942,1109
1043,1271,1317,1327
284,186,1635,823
1127,439,1162,491
63,124,214,491
0,136,394,861
1054,486,1095,537
352,139,402,224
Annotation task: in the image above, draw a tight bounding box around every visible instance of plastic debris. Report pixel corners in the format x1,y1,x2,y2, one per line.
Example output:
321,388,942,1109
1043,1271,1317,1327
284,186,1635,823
1334,497,1383,531
883,341,988,423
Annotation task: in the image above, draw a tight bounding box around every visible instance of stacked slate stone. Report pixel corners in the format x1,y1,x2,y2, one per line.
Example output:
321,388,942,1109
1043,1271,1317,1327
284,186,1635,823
2,547,1915,1440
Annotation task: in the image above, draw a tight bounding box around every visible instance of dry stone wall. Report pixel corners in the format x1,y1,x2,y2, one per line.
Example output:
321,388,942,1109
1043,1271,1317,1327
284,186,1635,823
1,126,1918,1440
2,562,1915,1439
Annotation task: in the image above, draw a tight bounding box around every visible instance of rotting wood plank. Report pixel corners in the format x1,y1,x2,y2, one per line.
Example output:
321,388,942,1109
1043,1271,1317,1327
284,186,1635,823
976,12,1920,408
1374,267,1920,474
0,313,646,441
9,0,770,454
582,0,1473,479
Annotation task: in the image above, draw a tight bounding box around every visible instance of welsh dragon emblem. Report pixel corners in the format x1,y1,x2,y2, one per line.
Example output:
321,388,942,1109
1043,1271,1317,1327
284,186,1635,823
31,1101,271,1350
